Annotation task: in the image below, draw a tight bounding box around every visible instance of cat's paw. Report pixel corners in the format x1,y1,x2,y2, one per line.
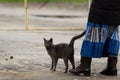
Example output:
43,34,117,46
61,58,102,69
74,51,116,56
53,69,56,71
50,68,53,70
64,71,67,73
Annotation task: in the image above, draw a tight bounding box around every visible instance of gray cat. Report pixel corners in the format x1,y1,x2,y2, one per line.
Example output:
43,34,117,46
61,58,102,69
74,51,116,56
43,31,85,73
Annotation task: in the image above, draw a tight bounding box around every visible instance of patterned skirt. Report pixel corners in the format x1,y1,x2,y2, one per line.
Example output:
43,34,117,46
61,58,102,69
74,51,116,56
81,22,119,58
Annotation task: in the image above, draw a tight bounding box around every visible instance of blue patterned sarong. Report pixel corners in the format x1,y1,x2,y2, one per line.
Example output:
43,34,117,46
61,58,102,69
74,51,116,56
81,22,119,58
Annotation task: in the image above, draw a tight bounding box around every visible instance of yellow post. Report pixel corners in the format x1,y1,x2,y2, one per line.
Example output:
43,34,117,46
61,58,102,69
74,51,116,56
88,0,91,9
24,0,28,30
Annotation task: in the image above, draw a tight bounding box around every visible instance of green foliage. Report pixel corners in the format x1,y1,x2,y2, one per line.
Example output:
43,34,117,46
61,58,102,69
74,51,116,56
0,0,88,3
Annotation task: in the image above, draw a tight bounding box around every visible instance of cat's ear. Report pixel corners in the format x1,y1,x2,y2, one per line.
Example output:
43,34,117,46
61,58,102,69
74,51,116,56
49,38,53,43
43,38,46,42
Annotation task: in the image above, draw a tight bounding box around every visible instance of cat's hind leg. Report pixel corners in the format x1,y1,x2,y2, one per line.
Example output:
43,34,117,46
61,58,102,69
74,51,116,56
63,58,69,73
69,56,75,69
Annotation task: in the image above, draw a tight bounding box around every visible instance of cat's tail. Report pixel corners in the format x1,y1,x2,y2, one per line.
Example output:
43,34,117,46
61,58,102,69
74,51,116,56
69,30,85,47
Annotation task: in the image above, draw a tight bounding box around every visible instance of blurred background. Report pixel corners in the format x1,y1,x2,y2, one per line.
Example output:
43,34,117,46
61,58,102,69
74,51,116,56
0,0,90,30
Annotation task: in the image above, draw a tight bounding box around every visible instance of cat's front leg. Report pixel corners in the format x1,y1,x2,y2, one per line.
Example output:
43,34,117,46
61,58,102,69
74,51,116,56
50,58,54,70
53,58,58,71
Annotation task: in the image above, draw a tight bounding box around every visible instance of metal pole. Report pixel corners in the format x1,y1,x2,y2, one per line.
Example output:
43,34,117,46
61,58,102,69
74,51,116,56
24,0,28,30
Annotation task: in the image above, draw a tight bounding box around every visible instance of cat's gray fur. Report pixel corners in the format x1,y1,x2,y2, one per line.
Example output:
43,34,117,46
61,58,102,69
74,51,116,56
43,31,85,73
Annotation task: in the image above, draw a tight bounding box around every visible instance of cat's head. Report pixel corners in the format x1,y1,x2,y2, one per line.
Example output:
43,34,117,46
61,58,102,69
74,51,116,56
43,38,53,48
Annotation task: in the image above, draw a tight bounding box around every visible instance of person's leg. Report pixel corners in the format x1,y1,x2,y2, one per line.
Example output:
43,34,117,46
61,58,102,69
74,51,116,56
69,22,107,76
100,57,117,76
69,56,92,76
100,26,119,76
